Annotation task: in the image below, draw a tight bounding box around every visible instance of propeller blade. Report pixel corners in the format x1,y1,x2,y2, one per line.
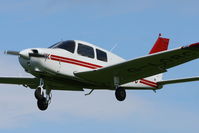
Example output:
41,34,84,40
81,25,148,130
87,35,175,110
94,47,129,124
5,49,46,58
4,50,20,56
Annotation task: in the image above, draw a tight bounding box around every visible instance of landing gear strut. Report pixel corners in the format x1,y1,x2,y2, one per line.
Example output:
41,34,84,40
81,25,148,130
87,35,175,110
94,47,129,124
34,87,44,100
35,79,52,111
115,87,126,101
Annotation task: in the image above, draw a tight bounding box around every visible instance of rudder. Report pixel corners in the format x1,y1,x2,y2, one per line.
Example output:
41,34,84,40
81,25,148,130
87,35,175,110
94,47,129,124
149,34,170,54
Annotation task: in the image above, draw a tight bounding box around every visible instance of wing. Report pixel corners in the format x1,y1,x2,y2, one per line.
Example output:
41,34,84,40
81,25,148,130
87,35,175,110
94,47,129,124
75,43,199,87
157,76,199,86
0,77,39,88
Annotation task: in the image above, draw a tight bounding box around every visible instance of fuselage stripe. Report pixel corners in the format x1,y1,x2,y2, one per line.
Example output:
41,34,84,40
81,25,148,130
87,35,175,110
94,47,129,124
51,55,103,68
51,57,97,69
140,80,157,88
49,54,103,69
141,79,157,86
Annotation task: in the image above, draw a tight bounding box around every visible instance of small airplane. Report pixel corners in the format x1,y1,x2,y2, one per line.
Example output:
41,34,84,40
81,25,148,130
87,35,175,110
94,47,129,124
2,34,199,111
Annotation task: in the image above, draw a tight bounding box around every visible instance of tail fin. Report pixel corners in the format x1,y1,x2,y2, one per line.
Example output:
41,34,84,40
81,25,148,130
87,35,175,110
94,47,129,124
149,34,170,54
148,34,169,83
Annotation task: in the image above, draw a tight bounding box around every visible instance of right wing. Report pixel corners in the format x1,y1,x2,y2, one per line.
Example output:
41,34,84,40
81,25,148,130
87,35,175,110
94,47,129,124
75,43,199,86
0,77,39,88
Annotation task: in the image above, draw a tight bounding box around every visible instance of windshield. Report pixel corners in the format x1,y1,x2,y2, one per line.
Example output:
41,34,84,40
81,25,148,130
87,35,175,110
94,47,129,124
49,40,76,53
49,42,62,48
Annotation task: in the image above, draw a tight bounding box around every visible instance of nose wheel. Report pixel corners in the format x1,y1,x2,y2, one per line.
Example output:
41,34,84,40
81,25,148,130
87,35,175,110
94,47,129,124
35,87,52,111
34,79,52,111
37,97,49,111
115,87,126,101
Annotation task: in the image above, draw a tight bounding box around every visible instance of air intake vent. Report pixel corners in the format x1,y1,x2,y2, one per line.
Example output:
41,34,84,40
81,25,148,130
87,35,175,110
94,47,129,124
32,49,38,54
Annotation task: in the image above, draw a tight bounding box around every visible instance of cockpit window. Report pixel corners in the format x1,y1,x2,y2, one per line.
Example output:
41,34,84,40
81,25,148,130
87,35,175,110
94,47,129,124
77,43,94,58
96,49,108,62
49,42,61,48
49,40,76,53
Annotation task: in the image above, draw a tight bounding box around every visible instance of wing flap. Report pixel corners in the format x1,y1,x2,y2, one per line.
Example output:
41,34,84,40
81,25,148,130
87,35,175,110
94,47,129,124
75,43,199,86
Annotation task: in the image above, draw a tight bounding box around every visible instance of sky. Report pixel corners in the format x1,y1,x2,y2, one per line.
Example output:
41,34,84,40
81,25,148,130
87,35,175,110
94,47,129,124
0,0,199,133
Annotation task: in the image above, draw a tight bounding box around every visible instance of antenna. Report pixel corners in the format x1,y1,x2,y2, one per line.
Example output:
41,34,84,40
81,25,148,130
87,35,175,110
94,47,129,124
110,43,118,52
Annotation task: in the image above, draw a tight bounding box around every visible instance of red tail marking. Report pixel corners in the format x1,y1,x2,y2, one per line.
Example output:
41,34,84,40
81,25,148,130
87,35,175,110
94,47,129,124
149,36,170,54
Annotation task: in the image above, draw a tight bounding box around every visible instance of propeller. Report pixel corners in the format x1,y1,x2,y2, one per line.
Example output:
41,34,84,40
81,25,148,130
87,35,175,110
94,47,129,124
4,50,20,56
4,49,46,59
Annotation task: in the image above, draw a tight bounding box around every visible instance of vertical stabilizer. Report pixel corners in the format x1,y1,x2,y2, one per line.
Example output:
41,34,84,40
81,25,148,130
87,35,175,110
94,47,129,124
149,34,170,54
148,34,169,83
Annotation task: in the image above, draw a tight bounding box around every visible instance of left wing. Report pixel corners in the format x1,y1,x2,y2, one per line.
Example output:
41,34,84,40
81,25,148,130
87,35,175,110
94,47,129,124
0,77,39,88
75,43,199,87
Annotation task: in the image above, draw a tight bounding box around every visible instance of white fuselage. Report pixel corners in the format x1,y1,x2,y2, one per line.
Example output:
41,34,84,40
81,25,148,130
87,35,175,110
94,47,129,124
19,40,160,90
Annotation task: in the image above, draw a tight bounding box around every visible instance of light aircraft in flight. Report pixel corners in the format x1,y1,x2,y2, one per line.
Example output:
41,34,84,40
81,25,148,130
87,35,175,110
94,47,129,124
2,35,199,111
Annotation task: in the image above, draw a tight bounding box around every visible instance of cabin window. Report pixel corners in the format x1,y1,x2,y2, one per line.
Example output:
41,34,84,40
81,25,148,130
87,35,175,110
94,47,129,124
96,49,108,62
50,40,76,53
77,43,94,58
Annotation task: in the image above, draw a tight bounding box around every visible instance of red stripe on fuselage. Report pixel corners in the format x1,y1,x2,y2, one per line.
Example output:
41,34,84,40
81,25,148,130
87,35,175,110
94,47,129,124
49,54,103,69
50,57,97,69
141,79,157,86
140,80,157,88
140,79,157,88
51,55,103,68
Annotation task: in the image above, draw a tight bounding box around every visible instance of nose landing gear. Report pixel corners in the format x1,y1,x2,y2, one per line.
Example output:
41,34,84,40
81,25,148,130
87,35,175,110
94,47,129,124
35,79,52,111
37,97,49,111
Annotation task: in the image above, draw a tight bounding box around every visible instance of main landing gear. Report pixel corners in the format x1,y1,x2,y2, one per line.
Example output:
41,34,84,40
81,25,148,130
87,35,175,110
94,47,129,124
34,79,52,111
114,77,126,101
115,87,126,101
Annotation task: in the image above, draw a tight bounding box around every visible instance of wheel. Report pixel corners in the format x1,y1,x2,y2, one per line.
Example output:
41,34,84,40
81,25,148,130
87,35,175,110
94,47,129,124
35,87,44,100
37,98,48,111
115,87,126,101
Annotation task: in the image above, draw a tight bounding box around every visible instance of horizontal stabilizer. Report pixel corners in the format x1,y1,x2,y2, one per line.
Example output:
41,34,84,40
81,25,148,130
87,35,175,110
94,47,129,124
157,76,199,85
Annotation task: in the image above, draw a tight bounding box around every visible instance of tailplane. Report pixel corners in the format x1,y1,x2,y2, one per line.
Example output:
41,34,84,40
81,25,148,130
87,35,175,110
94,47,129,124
149,34,170,54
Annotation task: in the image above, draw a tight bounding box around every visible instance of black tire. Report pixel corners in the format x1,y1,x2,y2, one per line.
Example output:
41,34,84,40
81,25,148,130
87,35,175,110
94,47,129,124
34,87,44,100
37,98,48,111
115,87,126,101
